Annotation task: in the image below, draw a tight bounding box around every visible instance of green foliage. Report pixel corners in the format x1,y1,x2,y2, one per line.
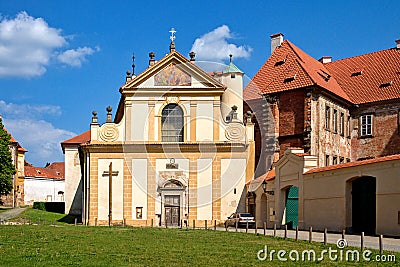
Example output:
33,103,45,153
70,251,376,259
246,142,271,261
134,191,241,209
0,117,16,201
33,202,46,211
33,202,65,213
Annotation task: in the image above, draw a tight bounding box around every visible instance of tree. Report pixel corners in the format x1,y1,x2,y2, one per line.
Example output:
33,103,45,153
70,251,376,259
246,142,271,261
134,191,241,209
0,117,16,204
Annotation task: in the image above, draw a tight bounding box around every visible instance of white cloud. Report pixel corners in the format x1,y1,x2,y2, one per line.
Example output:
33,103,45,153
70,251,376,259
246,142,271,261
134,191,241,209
57,46,100,67
0,100,75,166
0,100,61,119
3,118,75,166
190,25,252,62
0,11,98,78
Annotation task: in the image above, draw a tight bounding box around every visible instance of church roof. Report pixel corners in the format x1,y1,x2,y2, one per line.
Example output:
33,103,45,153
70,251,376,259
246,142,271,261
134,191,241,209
115,50,227,123
245,39,400,105
61,130,90,152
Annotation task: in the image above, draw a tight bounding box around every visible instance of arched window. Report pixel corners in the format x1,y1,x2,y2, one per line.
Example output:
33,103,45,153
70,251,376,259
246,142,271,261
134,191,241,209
161,104,184,142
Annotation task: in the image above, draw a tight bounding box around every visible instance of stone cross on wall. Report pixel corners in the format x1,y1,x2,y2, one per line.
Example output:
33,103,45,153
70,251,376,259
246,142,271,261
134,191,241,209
102,163,119,226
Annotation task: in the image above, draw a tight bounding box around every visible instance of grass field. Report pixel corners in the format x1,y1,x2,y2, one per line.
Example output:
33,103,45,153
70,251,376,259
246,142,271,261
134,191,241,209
0,208,397,266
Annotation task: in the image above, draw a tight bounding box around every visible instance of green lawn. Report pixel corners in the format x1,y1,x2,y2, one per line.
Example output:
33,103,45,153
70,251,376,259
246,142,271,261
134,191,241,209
0,225,398,266
12,207,79,225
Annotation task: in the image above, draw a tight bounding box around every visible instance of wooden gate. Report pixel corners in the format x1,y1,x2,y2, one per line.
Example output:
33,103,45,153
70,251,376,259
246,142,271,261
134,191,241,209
285,186,298,230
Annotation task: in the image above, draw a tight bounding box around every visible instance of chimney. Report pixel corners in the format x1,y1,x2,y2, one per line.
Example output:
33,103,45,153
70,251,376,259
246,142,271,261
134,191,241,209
318,56,332,64
396,39,400,49
270,33,284,53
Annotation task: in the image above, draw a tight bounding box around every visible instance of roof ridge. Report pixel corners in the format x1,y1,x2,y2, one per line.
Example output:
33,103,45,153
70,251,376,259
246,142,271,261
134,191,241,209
326,47,396,64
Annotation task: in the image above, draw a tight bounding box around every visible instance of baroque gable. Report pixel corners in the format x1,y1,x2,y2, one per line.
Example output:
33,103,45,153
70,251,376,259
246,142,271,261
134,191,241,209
120,51,226,95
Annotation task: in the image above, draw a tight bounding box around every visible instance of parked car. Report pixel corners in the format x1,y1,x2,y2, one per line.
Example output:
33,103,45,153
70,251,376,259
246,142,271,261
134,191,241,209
224,213,255,228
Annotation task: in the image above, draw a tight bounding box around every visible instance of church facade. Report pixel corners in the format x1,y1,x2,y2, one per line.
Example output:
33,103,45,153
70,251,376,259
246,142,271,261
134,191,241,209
62,42,255,226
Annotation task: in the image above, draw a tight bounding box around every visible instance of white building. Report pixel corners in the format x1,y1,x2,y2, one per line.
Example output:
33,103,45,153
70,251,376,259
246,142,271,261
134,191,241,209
24,162,65,205
62,38,255,226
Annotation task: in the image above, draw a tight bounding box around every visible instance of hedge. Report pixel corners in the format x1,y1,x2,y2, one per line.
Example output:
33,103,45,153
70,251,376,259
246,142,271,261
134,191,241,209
33,202,65,214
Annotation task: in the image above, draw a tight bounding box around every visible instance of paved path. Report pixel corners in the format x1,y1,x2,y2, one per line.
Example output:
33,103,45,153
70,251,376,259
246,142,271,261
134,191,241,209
211,227,400,253
0,207,25,223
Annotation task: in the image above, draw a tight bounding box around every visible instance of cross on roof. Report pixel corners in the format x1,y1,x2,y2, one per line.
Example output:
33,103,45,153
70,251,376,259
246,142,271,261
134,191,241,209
169,28,176,42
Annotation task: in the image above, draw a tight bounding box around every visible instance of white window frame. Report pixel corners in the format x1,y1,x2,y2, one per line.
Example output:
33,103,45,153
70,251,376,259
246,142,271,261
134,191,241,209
325,106,330,130
339,112,344,135
333,109,338,133
360,114,373,137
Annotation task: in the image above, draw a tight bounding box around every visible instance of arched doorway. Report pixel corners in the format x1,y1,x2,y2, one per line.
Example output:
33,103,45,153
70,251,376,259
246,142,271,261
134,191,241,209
285,186,298,230
159,177,187,227
351,176,376,235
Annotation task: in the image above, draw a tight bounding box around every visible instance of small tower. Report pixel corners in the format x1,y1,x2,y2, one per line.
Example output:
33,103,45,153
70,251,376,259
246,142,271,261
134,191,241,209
221,55,244,121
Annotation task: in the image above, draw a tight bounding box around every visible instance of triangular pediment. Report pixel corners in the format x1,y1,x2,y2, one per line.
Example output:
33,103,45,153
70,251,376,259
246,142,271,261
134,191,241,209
120,51,226,94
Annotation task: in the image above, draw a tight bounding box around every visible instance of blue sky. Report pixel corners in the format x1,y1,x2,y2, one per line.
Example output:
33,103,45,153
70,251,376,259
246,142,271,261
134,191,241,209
0,0,399,166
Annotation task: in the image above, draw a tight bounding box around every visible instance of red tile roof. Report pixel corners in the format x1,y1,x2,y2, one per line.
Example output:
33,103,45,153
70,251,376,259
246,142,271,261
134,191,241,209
3,126,27,152
304,154,400,174
245,40,350,102
325,48,400,104
25,162,65,180
61,130,90,145
245,39,400,105
247,168,276,185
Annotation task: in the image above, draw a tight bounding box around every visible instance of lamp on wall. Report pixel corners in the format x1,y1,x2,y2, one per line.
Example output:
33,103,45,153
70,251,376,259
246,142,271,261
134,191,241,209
262,180,267,193
262,180,274,195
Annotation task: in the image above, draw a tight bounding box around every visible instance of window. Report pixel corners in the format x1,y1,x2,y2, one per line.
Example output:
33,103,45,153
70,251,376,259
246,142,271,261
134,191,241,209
340,112,344,135
360,114,373,137
136,207,143,219
333,109,338,133
325,155,330,166
347,116,351,138
325,106,331,130
333,156,338,165
340,157,345,164
161,104,184,142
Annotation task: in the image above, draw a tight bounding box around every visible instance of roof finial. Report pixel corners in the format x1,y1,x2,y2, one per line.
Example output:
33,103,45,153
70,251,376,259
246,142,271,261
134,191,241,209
229,54,232,63
169,28,176,52
131,53,135,76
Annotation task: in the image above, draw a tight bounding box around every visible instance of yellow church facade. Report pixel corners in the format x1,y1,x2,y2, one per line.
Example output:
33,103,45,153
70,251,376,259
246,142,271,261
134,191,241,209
63,43,255,226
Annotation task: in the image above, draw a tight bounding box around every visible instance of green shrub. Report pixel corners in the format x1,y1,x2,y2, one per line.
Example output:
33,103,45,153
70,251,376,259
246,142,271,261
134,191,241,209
33,202,65,213
33,202,46,210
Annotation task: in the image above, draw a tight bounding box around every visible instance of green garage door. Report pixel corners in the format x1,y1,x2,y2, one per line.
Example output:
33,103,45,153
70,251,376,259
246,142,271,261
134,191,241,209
285,186,298,230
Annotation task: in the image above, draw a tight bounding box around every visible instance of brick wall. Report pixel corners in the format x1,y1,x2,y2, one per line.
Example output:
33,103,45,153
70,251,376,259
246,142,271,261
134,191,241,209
351,102,400,160
278,89,305,136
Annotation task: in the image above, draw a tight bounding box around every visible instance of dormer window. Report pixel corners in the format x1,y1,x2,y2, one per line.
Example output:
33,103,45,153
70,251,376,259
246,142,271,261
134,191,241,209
380,80,393,88
284,70,296,83
275,54,287,66
318,69,331,81
351,69,363,76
